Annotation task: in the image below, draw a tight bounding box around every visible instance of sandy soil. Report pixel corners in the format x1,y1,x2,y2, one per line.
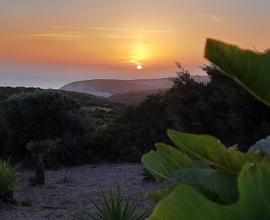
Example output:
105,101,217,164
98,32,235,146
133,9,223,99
0,164,166,220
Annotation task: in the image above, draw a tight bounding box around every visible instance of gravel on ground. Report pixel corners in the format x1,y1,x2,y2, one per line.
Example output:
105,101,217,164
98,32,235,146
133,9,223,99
0,164,167,220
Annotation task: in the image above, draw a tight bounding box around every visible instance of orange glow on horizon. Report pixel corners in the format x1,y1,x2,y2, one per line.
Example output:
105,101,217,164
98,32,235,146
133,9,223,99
1,0,270,78
0,30,204,71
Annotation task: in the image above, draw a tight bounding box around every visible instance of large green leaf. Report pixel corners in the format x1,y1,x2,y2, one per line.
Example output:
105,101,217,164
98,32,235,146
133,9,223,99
148,187,176,203
172,168,238,203
141,143,192,180
148,168,237,204
148,163,270,220
205,38,270,106
168,129,260,174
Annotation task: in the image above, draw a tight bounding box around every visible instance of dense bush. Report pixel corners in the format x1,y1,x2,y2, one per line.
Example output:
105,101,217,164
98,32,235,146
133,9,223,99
0,90,89,163
84,123,143,163
117,64,270,152
173,66,270,150
108,95,172,159
0,89,143,166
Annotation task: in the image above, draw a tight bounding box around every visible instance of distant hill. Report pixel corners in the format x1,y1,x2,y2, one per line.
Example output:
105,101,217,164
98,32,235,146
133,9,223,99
60,78,174,98
60,76,209,104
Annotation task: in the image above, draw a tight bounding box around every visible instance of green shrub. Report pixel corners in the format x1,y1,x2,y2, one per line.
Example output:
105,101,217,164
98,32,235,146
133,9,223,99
0,90,87,162
82,186,150,220
0,159,18,202
142,39,270,219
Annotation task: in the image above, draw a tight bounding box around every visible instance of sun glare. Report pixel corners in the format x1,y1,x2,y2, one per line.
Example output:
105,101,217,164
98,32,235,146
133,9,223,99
136,64,143,70
129,43,149,68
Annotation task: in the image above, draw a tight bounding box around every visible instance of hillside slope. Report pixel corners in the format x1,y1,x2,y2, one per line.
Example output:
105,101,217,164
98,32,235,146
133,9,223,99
60,78,173,97
61,76,209,103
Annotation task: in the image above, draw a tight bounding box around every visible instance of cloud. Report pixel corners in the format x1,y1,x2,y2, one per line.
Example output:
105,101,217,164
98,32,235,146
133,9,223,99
200,14,223,23
0,32,85,41
0,26,175,42
30,33,81,40
50,26,176,34
99,34,141,39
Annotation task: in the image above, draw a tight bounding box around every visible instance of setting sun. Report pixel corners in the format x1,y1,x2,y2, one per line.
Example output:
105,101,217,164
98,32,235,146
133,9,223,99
136,64,143,70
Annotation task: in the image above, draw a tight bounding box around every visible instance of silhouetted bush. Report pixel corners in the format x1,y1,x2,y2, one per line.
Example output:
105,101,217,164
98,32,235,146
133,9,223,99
167,66,270,150
116,66,270,152
0,90,89,163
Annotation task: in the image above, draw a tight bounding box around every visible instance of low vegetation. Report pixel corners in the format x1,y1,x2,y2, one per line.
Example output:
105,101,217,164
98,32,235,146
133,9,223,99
0,89,123,166
83,186,150,220
0,159,18,203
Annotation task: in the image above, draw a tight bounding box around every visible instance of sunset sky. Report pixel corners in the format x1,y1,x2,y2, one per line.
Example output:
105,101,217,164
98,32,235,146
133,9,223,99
0,0,270,88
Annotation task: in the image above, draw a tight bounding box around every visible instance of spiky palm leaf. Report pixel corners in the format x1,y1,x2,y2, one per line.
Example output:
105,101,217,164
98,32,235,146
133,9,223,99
83,186,150,220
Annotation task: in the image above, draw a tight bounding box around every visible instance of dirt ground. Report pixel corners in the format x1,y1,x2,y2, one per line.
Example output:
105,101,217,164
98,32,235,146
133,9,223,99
0,164,166,220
